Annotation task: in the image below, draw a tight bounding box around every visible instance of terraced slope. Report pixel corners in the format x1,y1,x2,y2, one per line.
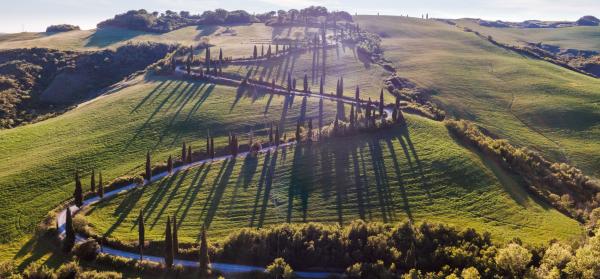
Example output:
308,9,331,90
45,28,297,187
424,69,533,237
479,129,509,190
356,15,600,177
455,19,600,51
84,113,582,245
0,75,343,245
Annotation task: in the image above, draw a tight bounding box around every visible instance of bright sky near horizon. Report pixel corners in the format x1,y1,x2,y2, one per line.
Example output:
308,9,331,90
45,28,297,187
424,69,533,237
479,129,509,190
0,0,598,33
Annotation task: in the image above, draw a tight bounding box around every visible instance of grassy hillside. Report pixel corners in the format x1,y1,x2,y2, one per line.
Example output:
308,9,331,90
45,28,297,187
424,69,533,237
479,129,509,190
0,24,324,54
356,15,600,177
220,44,391,101
0,74,344,245
454,19,600,51
84,114,582,245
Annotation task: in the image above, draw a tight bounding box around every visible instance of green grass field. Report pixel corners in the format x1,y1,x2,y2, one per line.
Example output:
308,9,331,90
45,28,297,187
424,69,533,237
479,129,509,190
454,19,600,51
83,114,582,245
219,44,391,101
0,74,346,247
356,15,600,178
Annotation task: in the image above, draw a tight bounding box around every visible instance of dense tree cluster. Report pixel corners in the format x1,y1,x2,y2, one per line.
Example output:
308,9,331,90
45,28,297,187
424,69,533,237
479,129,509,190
97,9,259,33
447,120,600,225
45,24,80,33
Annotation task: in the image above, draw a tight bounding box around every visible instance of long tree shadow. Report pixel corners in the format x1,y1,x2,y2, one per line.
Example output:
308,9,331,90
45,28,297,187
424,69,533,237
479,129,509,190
398,128,432,200
131,79,169,113
287,144,311,223
227,155,259,215
250,151,273,228
201,158,236,230
333,143,349,224
103,185,146,237
367,139,394,223
142,175,179,221
179,164,212,225
258,149,280,227
151,169,190,228
385,139,413,221
126,80,186,149
350,148,367,220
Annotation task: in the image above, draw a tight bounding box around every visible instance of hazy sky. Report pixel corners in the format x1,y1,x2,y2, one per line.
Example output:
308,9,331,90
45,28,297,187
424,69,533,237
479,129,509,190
1,0,598,33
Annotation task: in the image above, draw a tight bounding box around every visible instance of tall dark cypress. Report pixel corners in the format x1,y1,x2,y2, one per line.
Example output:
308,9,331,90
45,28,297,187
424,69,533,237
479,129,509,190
295,120,301,142
90,169,95,193
355,86,360,101
379,89,385,118
350,105,355,128
269,123,274,143
98,171,104,198
205,47,211,73
261,45,264,57
181,142,187,162
172,215,178,255
145,151,152,181
319,76,324,95
275,126,280,146
319,98,324,129
303,74,308,92
253,45,258,59
165,217,174,268
267,45,272,58
74,171,83,207
219,48,223,64
307,118,313,142
63,207,75,253
287,73,292,92
210,137,215,159
199,226,210,274
167,155,173,173
138,210,145,260
187,146,192,164
206,134,210,156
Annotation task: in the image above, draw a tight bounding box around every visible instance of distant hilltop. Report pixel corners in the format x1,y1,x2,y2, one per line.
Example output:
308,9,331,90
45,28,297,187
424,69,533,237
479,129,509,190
473,15,599,28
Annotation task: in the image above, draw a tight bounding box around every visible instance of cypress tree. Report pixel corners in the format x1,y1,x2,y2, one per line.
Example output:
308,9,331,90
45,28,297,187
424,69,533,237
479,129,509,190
275,44,279,55
205,47,211,73
182,142,187,162
295,120,301,142
74,171,83,207
355,86,360,101
269,123,274,143
319,76,324,95
145,151,152,181
206,134,210,156
90,169,95,193
173,215,178,255
253,45,258,59
275,126,280,146
138,210,145,260
63,207,75,253
167,155,173,173
267,45,272,58
339,77,344,96
379,89,385,118
199,226,210,275
98,171,104,198
292,78,296,90
397,107,406,125
261,45,264,57
210,137,215,159
219,48,223,64
287,73,292,92
187,146,192,164
303,74,308,92
350,105,355,128
165,217,174,268
392,107,398,123
319,98,324,129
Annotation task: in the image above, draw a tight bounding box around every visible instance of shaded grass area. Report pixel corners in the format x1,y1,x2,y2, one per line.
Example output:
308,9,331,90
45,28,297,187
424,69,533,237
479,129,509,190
84,115,582,246
356,15,600,177
0,75,342,247
220,44,391,101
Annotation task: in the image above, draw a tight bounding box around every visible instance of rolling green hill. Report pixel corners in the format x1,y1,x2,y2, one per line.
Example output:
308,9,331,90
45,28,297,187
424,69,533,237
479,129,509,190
454,19,600,51
356,15,600,178
0,74,344,246
83,113,582,245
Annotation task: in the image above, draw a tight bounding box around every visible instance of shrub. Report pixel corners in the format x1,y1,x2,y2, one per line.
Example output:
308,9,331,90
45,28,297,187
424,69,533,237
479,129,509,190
23,262,55,279
77,271,122,279
74,240,100,261
495,243,532,276
266,258,294,279
46,24,80,33
460,267,480,279
0,261,19,278
55,261,80,279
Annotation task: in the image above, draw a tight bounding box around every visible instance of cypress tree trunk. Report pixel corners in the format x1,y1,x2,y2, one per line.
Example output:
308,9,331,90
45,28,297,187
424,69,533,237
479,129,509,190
138,211,145,261
90,169,95,193
145,151,152,182
63,207,75,253
379,89,385,118
210,137,215,159
182,142,187,163
167,155,173,173
187,146,192,164
74,171,83,207
199,227,210,274
165,217,173,268
253,45,258,59
173,215,178,255
98,171,104,198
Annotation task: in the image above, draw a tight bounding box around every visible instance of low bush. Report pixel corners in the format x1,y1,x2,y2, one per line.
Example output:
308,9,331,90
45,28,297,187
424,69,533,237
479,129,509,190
74,240,100,261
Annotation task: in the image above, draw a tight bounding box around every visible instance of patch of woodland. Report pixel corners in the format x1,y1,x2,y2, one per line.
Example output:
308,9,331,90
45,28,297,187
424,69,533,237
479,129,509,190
0,42,176,128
